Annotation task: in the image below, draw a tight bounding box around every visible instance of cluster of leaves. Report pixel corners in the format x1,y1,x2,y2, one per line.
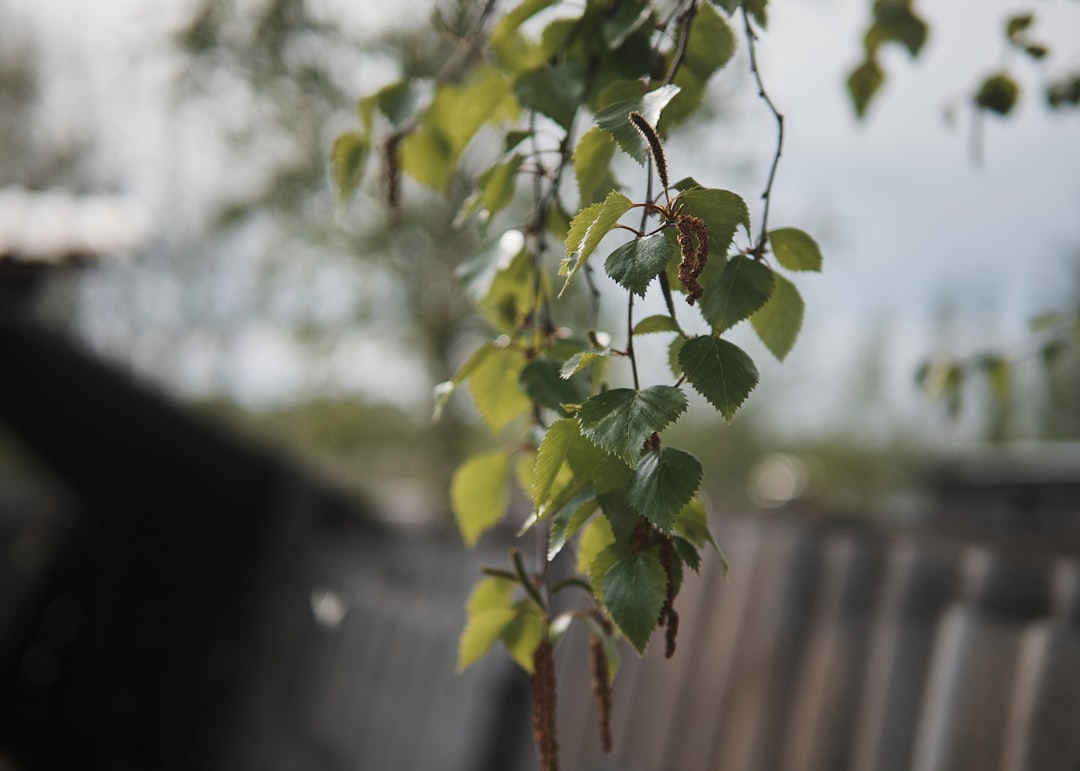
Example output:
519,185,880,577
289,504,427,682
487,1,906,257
916,306,1080,430
335,0,820,767
847,2,1080,121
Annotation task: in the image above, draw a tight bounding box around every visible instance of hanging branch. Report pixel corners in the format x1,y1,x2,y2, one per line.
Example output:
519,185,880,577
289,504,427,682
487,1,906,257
743,7,785,259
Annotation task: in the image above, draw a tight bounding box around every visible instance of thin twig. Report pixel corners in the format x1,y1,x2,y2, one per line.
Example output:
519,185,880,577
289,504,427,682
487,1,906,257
742,7,784,257
663,1,698,87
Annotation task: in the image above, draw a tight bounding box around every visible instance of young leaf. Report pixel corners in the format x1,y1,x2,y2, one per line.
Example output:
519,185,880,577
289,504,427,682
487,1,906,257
514,63,584,130
519,357,588,416
331,131,369,202
500,611,548,673
1005,13,1034,40
674,498,719,551
768,228,823,272
593,454,641,542
679,335,759,421
602,552,668,654
604,232,674,297
560,191,633,296
634,315,681,335
848,56,884,119
577,516,615,580
574,127,619,206
975,73,1020,116
668,334,688,378
456,230,526,304
461,154,524,222
467,576,516,615
469,345,532,431
451,451,510,547
533,418,583,506
548,494,599,560
628,447,704,531
684,2,736,80
699,255,775,332
577,386,688,465
595,84,681,165
458,608,518,672
746,0,768,28
491,0,559,46
675,187,751,254
561,348,612,378
673,536,702,573
751,272,804,361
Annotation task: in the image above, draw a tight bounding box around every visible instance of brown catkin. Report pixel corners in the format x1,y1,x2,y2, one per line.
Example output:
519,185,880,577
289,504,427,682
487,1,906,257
658,538,679,658
532,638,559,771
675,215,709,305
590,634,613,753
629,111,669,192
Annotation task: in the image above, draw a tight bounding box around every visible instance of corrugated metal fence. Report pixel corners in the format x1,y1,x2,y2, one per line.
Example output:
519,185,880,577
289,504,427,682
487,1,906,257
230,513,1080,771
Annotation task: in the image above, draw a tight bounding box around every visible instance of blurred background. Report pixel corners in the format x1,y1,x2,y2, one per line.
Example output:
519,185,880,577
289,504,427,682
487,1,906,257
1,0,1079,769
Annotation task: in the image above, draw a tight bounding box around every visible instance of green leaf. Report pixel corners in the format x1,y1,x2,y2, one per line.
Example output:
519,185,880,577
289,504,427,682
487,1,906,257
746,0,768,28
477,246,540,333
468,154,524,221
593,454,641,542
1022,44,1048,61
577,386,688,465
768,228,823,272
458,608,518,671
370,79,423,126
604,233,674,297
455,230,527,304
577,516,615,580
679,335,759,421
684,2,736,80
628,447,703,531
467,576,516,616
520,357,588,416
560,191,633,296
602,552,668,654
1006,13,1034,39
548,494,598,560
501,611,547,673
674,497,719,551
668,334,688,378
451,451,510,547
634,315,681,335
595,84,681,165
603,1,652,48
699,255,775,332
866,5,928,57
751,272,804,361
561,348,612,378
848,56,884,119
975,73,1020,116
673,536,702,573
533,418,582,506
331,132,369,202
403,66,514,189
400,127,454,190
675,187,751,254
469,345,532,432
514,63,584,130
491,0,559,46
574,127,619,206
